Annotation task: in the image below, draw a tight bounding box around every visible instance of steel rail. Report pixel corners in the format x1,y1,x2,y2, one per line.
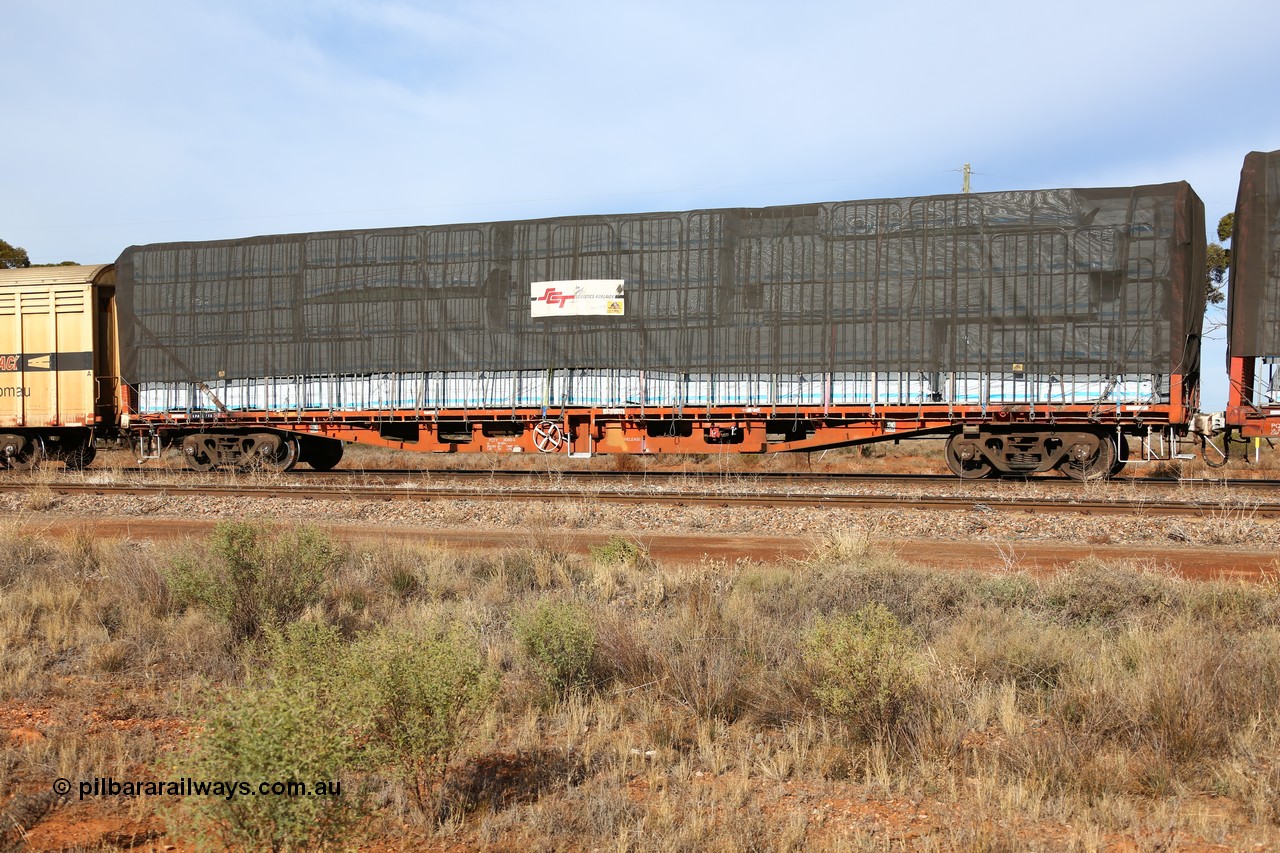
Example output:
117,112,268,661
8,481,1280,517
46,466,1280,490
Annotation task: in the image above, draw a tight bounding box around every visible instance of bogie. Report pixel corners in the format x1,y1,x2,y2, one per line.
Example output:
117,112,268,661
178,431,304,472
945,429,1120,480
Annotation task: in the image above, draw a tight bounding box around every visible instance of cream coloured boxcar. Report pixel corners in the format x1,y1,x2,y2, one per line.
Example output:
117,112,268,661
0,264,118,468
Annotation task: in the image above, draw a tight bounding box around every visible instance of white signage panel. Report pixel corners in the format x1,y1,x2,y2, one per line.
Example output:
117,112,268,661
530,279,625,318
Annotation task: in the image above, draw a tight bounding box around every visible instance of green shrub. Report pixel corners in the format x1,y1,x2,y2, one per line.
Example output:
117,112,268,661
262,619,352,688
171,621,497,843
802,602,922,735
349,626,497,808
166,523,342,641
170,623,360,851
515,600,598,697
588,536,649,570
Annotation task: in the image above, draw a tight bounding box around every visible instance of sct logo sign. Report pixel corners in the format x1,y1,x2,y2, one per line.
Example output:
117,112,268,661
530,280,625,318
534,287,576,308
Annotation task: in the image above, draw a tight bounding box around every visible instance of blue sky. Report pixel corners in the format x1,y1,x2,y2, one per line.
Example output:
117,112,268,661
4,0,1279,406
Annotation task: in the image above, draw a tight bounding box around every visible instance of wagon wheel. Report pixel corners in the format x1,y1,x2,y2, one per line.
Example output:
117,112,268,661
7,436,44,471
61,441,97,471
1058,434,1116,481
182,437,217,472
533,420,564,453
255,435,300,473
944,434,993,479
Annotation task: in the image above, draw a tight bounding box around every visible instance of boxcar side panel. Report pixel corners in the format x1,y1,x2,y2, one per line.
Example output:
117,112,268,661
0,275,104,430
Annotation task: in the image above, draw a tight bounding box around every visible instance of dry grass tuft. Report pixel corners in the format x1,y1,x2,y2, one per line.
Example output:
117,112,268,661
23,484,58,511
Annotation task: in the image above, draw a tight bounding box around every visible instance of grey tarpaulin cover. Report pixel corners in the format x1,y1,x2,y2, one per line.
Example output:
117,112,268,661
1229,150,1280,360
116,183,1205,394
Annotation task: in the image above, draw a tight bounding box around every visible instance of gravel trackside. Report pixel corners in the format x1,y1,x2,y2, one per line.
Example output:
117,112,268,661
3,489,1276,551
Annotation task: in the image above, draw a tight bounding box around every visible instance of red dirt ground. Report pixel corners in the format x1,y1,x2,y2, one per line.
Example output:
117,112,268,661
29,517,1280,582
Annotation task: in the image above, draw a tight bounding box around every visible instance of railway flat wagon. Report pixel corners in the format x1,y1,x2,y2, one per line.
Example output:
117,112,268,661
0,264,118,468
116,181,1207,478
1227,149,1280,442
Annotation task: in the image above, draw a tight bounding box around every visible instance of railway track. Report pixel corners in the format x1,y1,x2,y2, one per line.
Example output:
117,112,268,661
38,464,1280,491
293,468,1280,488
6,479,1279,517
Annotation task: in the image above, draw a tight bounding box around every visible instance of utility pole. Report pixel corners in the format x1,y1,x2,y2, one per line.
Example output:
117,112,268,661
962,163,972,193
